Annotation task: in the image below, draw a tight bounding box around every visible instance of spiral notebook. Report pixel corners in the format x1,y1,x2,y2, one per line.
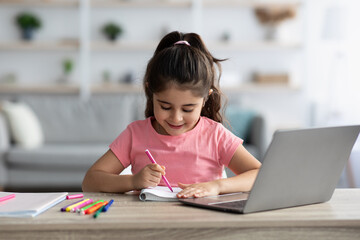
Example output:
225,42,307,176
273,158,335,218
139,186,181,201
0,192,68,217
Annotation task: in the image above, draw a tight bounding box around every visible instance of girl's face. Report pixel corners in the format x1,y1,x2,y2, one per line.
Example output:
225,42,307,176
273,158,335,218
152,85,205,136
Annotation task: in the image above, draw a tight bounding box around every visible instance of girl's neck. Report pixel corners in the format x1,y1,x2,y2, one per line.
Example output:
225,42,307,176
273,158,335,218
151,118,169,135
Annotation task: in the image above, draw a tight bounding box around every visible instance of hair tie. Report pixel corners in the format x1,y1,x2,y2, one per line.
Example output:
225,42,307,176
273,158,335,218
174,40,190,46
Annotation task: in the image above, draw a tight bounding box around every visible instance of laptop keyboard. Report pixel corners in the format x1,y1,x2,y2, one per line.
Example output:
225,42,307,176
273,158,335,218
211,200,247,209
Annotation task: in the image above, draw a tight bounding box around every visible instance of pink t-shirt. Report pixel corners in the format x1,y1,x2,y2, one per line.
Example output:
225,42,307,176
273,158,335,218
109,116,243,187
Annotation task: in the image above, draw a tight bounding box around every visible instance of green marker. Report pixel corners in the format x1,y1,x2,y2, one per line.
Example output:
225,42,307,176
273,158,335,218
93,205,105,218
78,200,104,214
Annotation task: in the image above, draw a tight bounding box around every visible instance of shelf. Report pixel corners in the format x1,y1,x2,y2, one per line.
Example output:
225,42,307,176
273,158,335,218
0,40,301,52
0,84,81,94
91,83,143,93
91,41,157,52
209,41,302,51
0,83,144,94
0,83,300,95
203,0,302,8
0,0,79,7
90,83,301,94
90,0,192,8
222,83,301,93
90,40,301,52
0,0,300,8
0,40,80,51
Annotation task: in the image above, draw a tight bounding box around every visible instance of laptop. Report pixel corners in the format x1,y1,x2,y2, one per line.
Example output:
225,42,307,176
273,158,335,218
179,125,360,214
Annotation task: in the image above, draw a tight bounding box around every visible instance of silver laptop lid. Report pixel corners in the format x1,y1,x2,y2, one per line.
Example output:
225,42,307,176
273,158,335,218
243,125,360,213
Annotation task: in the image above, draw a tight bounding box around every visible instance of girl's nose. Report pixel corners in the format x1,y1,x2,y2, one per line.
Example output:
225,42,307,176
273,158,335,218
171,110,183,123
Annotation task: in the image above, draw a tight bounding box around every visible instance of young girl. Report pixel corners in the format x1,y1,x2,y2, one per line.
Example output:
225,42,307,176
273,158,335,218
82,31,261,198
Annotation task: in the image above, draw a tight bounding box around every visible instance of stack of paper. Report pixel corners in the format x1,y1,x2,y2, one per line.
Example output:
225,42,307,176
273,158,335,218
0,192,68,217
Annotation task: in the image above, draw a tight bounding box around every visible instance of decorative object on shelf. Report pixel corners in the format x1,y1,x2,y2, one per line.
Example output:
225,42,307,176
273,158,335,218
220,31,231,42
0,73,17,85
102,70,111,84
254,6,296,41
15,12,42,41
252,72,289,85
58,58,74,84
120,71,135,84
102,22,123,41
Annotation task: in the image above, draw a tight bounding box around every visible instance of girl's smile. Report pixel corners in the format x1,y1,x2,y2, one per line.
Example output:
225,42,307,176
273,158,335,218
152,85,205,136
167,122,184,129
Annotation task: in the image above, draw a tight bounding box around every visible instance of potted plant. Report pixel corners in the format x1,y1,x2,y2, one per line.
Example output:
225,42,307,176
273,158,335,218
59,58,74,84
102,22,123,41
15,12,42,41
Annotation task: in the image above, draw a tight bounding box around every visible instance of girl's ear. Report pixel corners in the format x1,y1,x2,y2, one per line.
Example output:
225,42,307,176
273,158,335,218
209,89,213,96
203,89,214,107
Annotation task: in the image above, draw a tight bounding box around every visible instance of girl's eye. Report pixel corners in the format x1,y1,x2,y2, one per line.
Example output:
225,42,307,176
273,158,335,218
183,109,193,113
161,106,171,110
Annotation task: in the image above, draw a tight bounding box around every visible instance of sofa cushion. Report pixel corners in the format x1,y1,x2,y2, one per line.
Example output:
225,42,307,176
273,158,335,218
6,144,108,170
225,107,256,141
1,101,44,149
18,94,143,144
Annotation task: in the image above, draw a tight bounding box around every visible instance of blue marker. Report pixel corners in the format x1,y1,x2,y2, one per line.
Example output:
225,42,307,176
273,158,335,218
102,199,114,212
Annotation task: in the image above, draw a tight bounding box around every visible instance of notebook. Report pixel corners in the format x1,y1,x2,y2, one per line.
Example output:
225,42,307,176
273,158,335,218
0,192,68,217
139,186,181,201
179,125,360,214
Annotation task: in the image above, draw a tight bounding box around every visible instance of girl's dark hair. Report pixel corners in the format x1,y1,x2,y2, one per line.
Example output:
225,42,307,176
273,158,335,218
144,31,226,123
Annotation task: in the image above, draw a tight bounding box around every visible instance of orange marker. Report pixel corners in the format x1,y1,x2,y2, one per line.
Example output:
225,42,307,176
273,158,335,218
84,201,108,215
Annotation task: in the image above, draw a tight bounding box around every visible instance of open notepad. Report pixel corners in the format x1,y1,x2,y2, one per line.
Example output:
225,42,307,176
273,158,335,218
139,186,182,201
0,192,68,217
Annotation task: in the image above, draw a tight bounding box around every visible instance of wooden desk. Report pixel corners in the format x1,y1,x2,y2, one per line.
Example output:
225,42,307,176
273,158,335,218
1,189,360,240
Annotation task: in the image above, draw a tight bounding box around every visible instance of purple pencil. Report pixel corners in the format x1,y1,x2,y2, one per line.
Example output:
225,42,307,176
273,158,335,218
60,199,84,212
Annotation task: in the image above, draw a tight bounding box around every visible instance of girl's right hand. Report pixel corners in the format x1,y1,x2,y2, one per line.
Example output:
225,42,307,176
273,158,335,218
132,164,166,190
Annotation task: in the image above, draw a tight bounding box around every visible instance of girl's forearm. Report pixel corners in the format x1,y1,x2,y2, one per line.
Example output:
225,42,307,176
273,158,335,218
216,169,260,194
82,170,135,193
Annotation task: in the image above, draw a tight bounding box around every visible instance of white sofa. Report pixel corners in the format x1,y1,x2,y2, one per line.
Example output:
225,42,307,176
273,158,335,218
0,93,264,191
0,94,143,191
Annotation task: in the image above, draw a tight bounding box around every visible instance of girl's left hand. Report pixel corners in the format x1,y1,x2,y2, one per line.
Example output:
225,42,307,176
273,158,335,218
177,182,221,198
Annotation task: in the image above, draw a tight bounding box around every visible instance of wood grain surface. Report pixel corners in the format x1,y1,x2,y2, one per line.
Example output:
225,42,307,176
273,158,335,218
1,189,359,239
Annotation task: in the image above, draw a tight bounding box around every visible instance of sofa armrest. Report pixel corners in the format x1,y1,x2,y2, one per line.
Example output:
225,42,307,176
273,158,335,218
0,111,10,187
0,111,10,150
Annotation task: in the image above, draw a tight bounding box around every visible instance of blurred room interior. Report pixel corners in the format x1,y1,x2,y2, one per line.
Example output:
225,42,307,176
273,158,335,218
0,0,359,191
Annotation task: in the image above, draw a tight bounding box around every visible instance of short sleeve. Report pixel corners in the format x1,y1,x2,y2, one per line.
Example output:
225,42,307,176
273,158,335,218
109,126,132,168
217,125,243,167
